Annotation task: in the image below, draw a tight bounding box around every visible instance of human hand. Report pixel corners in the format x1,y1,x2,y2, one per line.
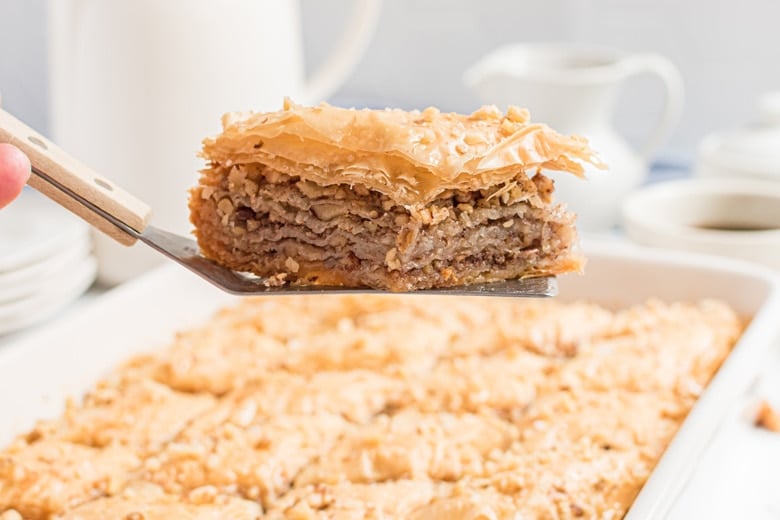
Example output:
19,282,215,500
0,143,31,208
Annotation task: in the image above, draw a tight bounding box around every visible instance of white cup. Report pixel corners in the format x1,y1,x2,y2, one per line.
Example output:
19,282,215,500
622,178,780,270
48,0,381,285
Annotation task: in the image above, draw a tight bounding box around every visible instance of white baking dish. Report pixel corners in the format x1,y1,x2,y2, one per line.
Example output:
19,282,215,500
1,239,778,517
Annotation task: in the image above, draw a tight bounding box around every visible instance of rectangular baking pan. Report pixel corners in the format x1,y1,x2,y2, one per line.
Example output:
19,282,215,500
1,239,778,517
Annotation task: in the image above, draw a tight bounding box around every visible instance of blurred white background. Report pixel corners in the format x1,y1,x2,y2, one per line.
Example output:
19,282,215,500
1,0,779,163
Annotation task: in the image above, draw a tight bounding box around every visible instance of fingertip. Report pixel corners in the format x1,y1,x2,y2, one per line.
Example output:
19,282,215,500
0,142,32,179
0,143,32,208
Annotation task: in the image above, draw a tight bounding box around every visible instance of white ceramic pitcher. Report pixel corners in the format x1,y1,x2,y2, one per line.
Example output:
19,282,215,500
465,43,684,232
48,0,381,285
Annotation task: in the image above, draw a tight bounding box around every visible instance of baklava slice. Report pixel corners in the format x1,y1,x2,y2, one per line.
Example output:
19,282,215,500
190,100,600,291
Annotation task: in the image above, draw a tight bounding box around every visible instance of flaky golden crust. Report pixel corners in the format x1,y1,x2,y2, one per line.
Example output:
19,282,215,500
56,481,262,520
200,99,602,207
0,297,742,519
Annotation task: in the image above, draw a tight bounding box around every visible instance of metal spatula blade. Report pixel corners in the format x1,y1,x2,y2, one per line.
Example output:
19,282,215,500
2,109,556,298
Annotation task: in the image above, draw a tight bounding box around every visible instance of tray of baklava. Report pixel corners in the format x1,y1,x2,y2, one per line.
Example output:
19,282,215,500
0,238,778,519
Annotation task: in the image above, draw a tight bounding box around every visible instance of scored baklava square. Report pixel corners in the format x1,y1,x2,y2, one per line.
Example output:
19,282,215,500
190,100,601,291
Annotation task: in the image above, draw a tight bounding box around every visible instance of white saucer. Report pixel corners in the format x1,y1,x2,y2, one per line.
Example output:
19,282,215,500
0,189,90,273
0,238,93,304
0,257,97,335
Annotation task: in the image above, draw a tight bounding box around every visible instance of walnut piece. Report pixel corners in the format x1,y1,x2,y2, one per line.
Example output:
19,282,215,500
755,400,780,432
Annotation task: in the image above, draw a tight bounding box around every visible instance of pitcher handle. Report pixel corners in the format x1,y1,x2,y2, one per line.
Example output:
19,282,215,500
621,53,685,161
303,0,382,104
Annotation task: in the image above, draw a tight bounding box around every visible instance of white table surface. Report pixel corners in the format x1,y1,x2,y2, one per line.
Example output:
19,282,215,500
1,255,779,518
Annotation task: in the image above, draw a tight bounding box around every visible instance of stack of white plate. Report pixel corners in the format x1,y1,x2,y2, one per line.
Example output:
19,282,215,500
0,190,97,335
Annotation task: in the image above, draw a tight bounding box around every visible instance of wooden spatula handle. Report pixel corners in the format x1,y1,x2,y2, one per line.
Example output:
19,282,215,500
0,109,151,246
